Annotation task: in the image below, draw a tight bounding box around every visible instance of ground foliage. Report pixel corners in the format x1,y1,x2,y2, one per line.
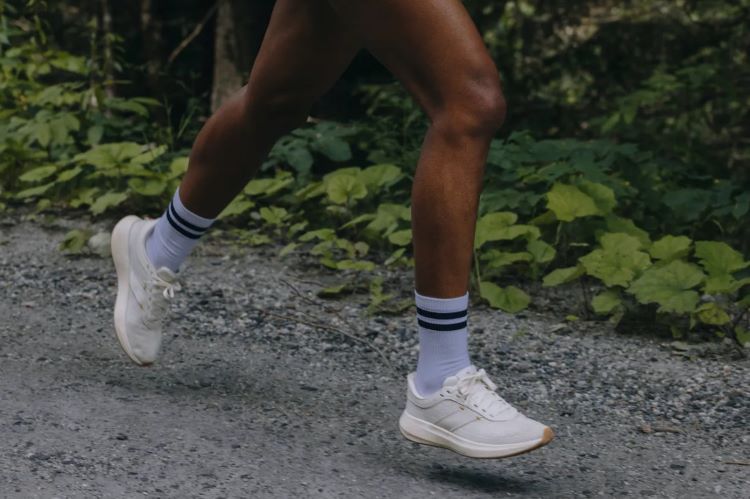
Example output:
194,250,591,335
0,1,748,347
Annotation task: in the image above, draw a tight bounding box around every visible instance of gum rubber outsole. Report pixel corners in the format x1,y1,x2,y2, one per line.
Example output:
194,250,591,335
399,411,554,459
111,216,151,367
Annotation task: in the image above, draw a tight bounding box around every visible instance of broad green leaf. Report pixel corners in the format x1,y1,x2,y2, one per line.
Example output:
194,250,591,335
56,166,83,183
245,175,293,197
365,203,411,233
474,211,518,249
15,182,55,199
128,178,165,196
605,216,651,247
325,175,367,205
317,283,351,298
703,274,750,294
279,242,298,257
481,250,532,269
694,241,748,276
19,165,57,183
58,229,92,254
169,157,189,179
90,192,128,215
316,136,351,161
87,125,104,145
579,232,651,287
649,235,692,261
357,164,402,189
591,290,622,314
340,213,376,229
388,229,412,246
735,326,750,347
385,248,406,266
543,265,584,287
527,239,556,263
694,302,730,326
578,180,616,214
546,183,600,222
479,281,530,313
74,142,144,169
218,198,255,219
131,145,167,165
259,206,289,225
299,228,336,242
627,260,705,314
336,259,376,271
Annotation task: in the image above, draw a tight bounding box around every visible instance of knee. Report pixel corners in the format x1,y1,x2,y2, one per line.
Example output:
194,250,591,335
431,72,507,140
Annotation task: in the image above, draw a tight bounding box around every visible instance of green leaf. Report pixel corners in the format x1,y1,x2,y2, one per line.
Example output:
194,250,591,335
128,178,165,197
527,239,556,263
388,229,412,246
649,235,692,261
74,142,144,169
316,136,351,162
56,166,83,183
694,241,748,276
19,165,57,183
627,260,705,314
218,198,255,219
735,326,750,347
299,228,336,242
546,183,600,222
325,175,367,205
58,229,92,254
336,259,376,271
474,211,517,249
385,247,406,266
605,216,651,247
169,157,189,179
245,175,293,197
694,302,730,326
89,192,128,215
279,242,298,257
87,125,104,145
479,281,530,313
131,145,167,165
578,180,616,214
15,182,55,199
542,265,584,287
579,233,651,287
317,283,351,298
357,164,402,189
259,206,289,226
481,250,532,269
365,203,410,234
591,290,622,315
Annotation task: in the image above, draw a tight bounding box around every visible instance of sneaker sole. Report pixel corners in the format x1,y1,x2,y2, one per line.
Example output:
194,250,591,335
111,215,151,367
398,410,554,459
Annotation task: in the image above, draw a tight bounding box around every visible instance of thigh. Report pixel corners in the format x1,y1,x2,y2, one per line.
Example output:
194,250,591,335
326,0,501,116
247,0,362,107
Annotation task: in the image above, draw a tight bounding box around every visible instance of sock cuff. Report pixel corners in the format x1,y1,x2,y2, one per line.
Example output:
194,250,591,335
173,188,215,227
414,289,468,312
165,188,215,239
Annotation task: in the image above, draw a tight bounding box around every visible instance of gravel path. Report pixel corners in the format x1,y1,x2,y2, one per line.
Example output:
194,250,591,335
0,216,748,498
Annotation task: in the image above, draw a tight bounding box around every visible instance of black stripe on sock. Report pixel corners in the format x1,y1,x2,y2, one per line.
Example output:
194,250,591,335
417,319,468,331
416,306,467,320
169,201,211,234
165,208,202,239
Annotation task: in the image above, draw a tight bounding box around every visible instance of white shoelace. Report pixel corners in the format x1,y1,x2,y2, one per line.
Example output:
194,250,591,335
143,275,181,327
454,368,515,418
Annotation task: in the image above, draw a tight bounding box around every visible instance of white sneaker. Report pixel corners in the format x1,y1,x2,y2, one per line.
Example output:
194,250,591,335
399,366,554,458
111,215,181,366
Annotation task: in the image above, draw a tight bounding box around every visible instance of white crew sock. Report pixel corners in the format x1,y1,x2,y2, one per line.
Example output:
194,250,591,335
145,188,214,272
413,289,472,397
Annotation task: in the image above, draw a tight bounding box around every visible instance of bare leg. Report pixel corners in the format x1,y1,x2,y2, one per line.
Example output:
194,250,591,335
178,0,361,217
327,0,506,298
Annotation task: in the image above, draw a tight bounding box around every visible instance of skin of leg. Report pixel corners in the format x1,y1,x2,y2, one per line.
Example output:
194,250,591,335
327,0,507,298
178,0,361,217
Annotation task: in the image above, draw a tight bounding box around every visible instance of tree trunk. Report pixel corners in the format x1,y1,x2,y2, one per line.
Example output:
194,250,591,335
211,0,274,112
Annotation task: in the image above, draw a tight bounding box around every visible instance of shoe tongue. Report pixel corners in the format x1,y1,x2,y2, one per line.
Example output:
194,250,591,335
443,365,477,387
